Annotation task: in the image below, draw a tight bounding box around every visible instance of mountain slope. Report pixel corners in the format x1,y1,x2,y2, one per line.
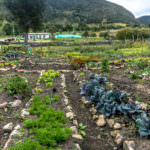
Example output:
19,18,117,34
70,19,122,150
44,0,136,24
138,16,150,24
0,0,136,24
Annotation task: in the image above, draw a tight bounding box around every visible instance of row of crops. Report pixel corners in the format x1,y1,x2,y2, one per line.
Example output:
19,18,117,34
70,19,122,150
80,74,150,137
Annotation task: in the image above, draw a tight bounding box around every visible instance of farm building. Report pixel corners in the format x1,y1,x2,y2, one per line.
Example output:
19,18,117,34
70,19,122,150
28,33,52,40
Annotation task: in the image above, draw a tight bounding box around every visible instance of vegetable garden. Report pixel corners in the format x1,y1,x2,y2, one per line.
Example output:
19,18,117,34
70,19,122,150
1,37,150,150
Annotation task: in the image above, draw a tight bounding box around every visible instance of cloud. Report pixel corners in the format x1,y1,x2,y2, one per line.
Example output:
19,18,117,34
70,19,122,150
107,0,150,17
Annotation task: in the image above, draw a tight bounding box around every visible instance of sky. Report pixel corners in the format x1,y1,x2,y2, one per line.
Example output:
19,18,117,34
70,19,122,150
107,0,150,18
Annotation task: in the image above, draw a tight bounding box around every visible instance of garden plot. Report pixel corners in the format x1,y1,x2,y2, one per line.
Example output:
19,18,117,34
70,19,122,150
65,72,114,150
1,70,83,150
72,69,150,150
0,72,39,149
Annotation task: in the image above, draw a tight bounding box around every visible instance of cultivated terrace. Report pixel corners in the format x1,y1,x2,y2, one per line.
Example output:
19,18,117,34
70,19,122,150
0,36,150,150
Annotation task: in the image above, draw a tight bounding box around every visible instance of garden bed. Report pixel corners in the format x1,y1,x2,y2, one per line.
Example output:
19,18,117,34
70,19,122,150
0,72,39,149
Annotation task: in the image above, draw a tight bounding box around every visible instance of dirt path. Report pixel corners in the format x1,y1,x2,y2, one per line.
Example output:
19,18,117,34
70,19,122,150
65,72,115,150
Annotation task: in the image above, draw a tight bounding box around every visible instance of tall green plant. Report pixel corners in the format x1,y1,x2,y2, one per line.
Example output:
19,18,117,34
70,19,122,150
101,58,109,73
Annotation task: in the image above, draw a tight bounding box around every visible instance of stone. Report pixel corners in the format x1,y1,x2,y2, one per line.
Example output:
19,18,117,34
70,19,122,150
123,141,135,150
3,138,13,150
9,130,21,138
66,112,74,119
75,143,81,150
12,100,22,108
0,102,8,108
73,120,78,126
93,115,99,120
114,133,123,145
65,106,72,112
110,130,120,137
64,97,69,105
96,115,106,127
14,125,21,130
89,107,97,115
3,122,13,132
114,123,122,129
81,97,89,105
21,109,30,117
70,126,78,134
72,134,83,140
107,119,115,128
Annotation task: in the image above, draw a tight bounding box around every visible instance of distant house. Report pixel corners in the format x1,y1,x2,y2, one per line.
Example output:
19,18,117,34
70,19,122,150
28,33,52,40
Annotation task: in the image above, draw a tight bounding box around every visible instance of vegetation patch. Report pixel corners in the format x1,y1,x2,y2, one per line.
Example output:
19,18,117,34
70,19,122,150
4,75,31,96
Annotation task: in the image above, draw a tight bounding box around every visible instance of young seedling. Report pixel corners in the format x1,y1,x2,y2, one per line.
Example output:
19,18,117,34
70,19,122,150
78,123,87,136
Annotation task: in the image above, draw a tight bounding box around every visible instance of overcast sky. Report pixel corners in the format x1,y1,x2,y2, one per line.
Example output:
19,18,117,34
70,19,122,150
107,0,150,18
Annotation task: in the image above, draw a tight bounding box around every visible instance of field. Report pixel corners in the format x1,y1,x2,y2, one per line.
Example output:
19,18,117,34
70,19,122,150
0,36,150,150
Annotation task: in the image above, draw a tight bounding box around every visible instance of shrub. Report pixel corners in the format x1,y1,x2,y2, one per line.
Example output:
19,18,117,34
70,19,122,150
116,28,150,40
90,32,96,37
137,59,149,69
82,31,89,37
99,32,109,39
130,73,139,79
4,76,31,96
3,23,12,35
70,57,91,70
101,58,109,73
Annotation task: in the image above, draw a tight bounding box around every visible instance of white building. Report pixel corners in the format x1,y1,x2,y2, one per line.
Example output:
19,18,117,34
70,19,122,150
28,33,52,40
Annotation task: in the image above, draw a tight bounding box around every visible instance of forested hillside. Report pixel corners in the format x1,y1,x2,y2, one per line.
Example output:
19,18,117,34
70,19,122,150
0,0,137,24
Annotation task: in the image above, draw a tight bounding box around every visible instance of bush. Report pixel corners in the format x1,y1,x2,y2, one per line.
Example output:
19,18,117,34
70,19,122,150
137,59,149,69
130,73,139,79
3,23,12,35
116,28,150,40
99,32,109,39
101,58,109,73
90,32,96,37
4,76,31,96
82,31,89,37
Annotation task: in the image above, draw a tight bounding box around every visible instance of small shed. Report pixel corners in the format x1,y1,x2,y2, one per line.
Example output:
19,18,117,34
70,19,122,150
28,33,52,40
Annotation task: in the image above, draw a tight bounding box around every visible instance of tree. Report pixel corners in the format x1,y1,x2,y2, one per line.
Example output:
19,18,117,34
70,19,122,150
82,31,89,37
3,23,12,35
4,0,46,44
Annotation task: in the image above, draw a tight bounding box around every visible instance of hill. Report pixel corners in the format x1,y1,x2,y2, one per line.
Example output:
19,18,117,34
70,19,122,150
138,16,150,24
0,0,137,24
43,0,136,24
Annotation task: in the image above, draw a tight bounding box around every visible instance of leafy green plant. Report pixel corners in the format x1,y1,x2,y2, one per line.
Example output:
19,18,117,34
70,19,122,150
8,139,44,150
52,94,60,102
8,138,61,150
130,73,139,79
23,95,72,148
4,75,31,96
78,123,87,136
79,72,85,77
101,58,109,73
46,82,53,88
40,70,60,85
36,88,43,94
